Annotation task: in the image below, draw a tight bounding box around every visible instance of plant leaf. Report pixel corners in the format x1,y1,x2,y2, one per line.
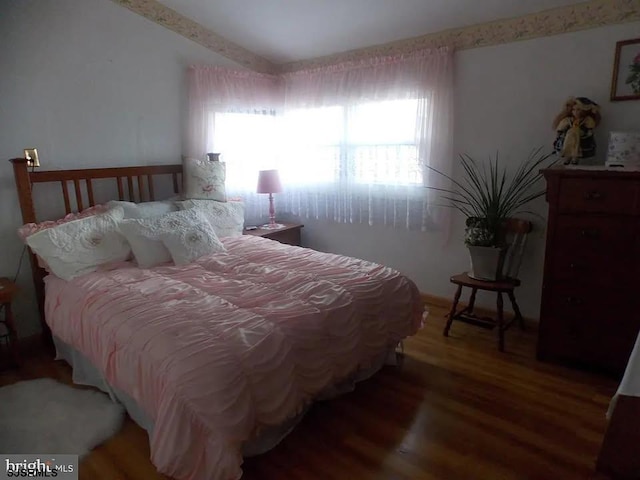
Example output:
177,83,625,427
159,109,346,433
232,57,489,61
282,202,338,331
425,147,554,243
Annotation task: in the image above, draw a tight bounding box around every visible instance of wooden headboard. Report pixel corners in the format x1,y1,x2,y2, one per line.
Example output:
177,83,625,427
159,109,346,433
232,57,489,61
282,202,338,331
9,158,183,343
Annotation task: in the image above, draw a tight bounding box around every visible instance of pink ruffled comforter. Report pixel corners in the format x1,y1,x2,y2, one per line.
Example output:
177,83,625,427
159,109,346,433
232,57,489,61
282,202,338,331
45,236,423,480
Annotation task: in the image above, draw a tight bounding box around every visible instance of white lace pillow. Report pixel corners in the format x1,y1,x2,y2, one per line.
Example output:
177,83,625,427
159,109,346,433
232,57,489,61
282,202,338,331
118,218,173,269
107,200,177,219
175,200,244,238
183,157,227,201
25,207,130,281
156,209,226,265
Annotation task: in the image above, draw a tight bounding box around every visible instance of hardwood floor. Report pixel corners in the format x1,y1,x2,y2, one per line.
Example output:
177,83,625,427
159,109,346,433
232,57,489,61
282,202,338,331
0,304,618,480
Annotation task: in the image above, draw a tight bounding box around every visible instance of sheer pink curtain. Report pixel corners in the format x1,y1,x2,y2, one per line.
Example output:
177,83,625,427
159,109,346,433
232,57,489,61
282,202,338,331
283,48,452,106
186,67,283,220
186,66,282,160
280,47,454,231
186,48,454,231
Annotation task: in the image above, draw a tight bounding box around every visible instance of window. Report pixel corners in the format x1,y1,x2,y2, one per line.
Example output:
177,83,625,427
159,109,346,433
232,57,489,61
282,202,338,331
280,99,422,186
279,106,343,185
212,111,278,192
212,99,423,191
189,50,452,230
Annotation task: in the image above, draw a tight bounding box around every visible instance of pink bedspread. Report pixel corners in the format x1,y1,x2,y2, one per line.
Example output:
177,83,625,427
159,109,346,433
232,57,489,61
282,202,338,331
45,236,423,480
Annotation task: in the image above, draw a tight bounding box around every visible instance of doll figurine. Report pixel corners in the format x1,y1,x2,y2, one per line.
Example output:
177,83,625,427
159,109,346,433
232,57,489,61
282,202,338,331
552,97,601,165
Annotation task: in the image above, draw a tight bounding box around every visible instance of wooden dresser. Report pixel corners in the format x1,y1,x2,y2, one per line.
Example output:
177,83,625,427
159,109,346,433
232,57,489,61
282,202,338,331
539,167,640,377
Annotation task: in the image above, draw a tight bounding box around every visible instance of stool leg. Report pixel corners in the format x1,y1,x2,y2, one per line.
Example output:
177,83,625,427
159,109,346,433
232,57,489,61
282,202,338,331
497,292,505,352
467,288,478,314
508,291,525,330
444,285,462,337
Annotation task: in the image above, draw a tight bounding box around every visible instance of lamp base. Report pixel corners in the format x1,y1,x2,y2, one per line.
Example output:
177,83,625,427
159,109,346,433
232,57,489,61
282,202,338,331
261,223,286,230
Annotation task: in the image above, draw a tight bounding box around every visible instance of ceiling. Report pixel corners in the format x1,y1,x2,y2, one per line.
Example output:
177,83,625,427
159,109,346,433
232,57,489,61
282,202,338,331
157,0,582,64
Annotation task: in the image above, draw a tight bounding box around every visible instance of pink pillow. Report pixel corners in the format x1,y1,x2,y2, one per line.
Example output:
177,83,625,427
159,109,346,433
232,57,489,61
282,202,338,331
17,204,109,242
17,204,110,271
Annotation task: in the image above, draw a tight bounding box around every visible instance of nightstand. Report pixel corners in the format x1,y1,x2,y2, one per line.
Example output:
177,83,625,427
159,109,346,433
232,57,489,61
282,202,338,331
244,222,304,246
0,277,20,368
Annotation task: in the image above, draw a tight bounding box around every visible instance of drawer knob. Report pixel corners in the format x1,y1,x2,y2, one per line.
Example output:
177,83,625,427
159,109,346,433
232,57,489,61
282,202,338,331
584,190,603,201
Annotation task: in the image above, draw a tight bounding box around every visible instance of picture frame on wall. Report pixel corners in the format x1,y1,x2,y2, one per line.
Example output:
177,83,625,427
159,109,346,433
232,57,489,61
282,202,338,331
610,38,640,102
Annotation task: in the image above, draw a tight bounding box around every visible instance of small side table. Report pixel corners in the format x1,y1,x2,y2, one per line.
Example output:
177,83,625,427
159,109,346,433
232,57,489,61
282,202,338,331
244,222,304,246
0,277,20,368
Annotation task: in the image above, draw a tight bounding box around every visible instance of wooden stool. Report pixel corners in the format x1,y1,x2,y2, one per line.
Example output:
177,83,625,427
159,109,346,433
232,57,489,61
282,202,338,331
444,273,524,352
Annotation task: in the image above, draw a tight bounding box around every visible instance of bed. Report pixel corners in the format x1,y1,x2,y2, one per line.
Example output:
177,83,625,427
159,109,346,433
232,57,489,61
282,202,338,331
10,158,424,480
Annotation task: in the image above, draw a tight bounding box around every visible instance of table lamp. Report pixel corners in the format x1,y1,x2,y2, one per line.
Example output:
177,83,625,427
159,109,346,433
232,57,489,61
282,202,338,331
257,169,284,229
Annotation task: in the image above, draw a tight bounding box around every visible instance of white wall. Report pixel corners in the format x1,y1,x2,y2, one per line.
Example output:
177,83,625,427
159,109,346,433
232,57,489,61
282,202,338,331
0,0,239,336
298,21,640,320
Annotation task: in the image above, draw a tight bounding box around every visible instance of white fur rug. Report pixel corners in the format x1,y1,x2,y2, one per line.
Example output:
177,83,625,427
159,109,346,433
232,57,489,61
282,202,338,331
0,378,124,455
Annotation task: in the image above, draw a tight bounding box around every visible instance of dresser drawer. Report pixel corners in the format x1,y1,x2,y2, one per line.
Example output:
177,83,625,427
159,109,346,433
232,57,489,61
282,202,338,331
549,253,629,285
554,216,636,251
545,287,627,320
549,217,637,282
540,288,636,373
541,287,630,355
558,178,638,214
539,311,638,374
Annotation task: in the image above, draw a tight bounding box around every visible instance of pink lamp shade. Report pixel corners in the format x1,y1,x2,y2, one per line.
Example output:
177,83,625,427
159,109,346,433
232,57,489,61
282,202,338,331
256,169,284,229
256,169,283,194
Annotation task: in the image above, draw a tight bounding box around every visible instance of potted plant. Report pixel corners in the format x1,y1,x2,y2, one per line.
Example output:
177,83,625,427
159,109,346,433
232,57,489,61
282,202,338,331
429,148,554,281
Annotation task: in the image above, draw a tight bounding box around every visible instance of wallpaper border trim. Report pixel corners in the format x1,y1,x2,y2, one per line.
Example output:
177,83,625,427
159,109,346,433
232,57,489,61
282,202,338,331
111,0,640,74
281,0,640,72
110,0,276,73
